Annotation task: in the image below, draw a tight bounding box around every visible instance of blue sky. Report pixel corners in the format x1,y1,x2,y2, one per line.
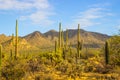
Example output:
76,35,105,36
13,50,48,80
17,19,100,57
0,0,120,36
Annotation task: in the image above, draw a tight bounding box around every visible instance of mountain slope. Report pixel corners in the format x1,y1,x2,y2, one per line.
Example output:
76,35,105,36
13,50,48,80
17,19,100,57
0,29,110,49
44,29,110,48
44,30,59,41
0,34,11,44
2,37,38,51
23,31,53,48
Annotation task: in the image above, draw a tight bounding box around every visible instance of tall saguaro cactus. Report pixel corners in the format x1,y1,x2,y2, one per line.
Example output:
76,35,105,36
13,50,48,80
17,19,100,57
65,29,68,50
105,41,109,64
61,30,64,48
15,20,18,59
59,23,62,49
0,45,2,76
77,24,80,58
12,33,14,45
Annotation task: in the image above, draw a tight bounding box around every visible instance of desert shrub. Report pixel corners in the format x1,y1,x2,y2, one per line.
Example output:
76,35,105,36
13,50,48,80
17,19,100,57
108,35,120,65
27,58,40,73
2,68,25,80
83,57,114,74
34,73,55,80
55,60,69,73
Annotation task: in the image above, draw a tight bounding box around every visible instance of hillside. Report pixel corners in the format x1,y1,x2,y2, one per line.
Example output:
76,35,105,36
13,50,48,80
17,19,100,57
44,29,110,48
23,31,53,48
0,34,11,44
0,29,110,50
2,37,38,51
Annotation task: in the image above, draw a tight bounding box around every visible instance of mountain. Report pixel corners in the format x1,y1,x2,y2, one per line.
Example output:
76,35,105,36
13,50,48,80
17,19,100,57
23,31,53,48
44,30,59,41
44,29,110,48
0,29,110,50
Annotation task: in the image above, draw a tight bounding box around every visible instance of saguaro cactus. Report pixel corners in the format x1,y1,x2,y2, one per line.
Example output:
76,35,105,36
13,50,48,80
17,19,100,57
15,20,18,59
69,42,72,57
77,24,80,58
62,48,65,60
55,40,57,53
61,30,64,48
65,29,68,50
0,45,2,76
12,33,14,45
10,49,12,60
105,41,109,64
59,23,62,49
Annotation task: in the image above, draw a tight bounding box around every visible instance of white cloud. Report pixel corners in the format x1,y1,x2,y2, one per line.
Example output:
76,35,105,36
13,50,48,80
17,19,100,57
0,0,54,26
72,6,113,28
25,11,55,26
0,0,50,10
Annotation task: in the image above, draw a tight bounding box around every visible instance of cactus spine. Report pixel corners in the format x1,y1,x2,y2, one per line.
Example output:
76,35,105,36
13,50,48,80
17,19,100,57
59,23,62,49
15,20,18,59
105,41,109,64
0,45,2,76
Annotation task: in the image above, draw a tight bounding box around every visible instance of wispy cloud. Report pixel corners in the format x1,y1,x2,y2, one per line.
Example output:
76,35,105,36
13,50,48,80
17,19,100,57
72,3,113,28
0,0,50,10
0,0,54,26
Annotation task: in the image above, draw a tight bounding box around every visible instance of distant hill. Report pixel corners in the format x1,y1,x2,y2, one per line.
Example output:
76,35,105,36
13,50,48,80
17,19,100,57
44,30,59,41
23,31,53,48
0,29,110,51
2,36,38,51
44,29,110,48
0,34,11,44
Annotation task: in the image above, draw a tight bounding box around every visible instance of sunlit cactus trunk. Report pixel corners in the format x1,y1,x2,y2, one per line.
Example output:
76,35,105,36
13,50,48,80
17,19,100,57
15,20,18,59
105,41,109,64
11,34,14,60
61,30,66,59
61,30,64,48
59,23,62,49
12,33,14,45
65,29,68,50
0,45,2,76
69,42,72,57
